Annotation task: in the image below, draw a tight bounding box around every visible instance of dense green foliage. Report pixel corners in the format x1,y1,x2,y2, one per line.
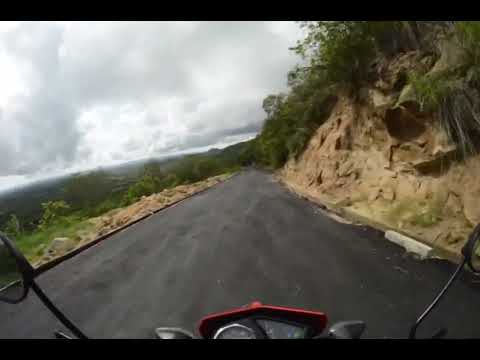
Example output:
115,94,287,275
456,21,480,67
120,161,165,204
291,21,425,91
409,71,456,112
166,151,242,185
4,214,21,239
252,21,419,169
408,21,480,157
62,171,113,212
37,200,70,231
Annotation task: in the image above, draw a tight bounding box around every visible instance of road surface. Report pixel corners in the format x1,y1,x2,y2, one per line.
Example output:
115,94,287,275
1,170,480,338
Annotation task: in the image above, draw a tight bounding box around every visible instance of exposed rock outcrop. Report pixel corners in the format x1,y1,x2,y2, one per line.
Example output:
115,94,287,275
281,44,480,257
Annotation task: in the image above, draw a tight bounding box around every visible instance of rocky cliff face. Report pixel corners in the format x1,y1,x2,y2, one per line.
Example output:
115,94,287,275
281,41,480,257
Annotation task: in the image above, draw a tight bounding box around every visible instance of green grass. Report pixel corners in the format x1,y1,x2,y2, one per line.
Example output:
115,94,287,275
385,198,443,228
409,205,443,227
14,214,93,263
408,71,455,112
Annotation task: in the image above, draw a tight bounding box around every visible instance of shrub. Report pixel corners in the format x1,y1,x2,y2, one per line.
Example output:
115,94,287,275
408,71,455,112
293,22,376,89
159,173,180,189
4,214,21,239
291,21,425,90
123,175,160,204
286,127,311,159
455,21,480,66
384,198,443,228
409,68,480,158
38,201,70,231
62,171,112,211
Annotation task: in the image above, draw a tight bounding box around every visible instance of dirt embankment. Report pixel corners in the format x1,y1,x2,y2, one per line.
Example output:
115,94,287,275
280,40,480,259
33,173,234,267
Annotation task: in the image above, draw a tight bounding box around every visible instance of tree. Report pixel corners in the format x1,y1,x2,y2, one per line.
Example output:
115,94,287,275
4,214,21,239
163,173,179,188
290,21,422,90
262,94,285,118
123,175,159,205
38,200,70,230
192,158,221,181
238,141,257,166
142,160,164,179
62,171,111,210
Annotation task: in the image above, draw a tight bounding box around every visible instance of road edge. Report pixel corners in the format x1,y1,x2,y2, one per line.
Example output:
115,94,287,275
276,175,463,264
34,171,242,275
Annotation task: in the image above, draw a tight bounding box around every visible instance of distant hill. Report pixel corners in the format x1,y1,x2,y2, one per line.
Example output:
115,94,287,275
206,148,222,155
0,154,181,230
0,140,254,231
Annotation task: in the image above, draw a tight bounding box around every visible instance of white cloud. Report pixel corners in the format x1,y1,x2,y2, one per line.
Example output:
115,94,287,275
0,21,303,191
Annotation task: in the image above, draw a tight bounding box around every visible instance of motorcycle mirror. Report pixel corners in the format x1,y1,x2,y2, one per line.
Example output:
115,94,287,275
0,233,35,304
461,223,480,274
0,232,88,339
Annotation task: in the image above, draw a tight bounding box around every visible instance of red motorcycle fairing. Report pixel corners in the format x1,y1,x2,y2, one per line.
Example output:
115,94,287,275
198,301,328,339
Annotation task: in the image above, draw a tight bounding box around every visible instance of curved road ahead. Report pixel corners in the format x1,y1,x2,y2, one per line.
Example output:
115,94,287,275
1,170,480,338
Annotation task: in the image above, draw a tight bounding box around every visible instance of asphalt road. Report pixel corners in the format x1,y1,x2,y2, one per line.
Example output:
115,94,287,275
1,169,480,339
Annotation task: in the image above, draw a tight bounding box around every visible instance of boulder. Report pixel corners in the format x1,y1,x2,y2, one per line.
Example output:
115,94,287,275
102,216,113,227
369,88,395,110
430,37,466,75
44,237,75,257
413,147,457,175
115,217,127,227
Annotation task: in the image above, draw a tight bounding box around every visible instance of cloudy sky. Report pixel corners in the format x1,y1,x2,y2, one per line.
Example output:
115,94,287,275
0,21,303,191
